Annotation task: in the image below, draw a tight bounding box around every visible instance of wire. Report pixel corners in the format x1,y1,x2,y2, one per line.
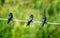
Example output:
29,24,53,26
0,18,60,25
0,18,27,22
0,18,7,20
47,22,60,25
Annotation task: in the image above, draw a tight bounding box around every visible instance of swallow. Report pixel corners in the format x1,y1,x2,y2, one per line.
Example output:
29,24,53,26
27,14,33,26
7,13,13,24
42,14,47,27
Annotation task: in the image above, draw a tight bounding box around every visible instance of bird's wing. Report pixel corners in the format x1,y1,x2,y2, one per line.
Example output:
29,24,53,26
8,15,11,19
28,17,32,21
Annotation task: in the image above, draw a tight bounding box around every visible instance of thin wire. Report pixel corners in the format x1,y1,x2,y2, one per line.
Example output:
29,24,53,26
0,18,60,25
0,18,7,20
47,22,60,25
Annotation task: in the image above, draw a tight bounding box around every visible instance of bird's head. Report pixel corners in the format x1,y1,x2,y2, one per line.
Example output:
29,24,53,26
31,14,33,17
10,13,12,15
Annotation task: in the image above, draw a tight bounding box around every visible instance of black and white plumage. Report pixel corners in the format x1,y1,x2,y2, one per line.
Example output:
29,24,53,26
42,14,47,27
27,14,33,26
7,13,13,24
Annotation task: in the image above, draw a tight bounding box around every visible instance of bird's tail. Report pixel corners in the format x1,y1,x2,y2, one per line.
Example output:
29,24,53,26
27,22,30,26
42,23,44,27
42,21,47,27
7,19,10,24
7,21,9,24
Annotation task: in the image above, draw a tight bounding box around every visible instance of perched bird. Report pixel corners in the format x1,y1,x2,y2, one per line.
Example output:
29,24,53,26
27,14,33,26
42,14,47,27
7,13,13,24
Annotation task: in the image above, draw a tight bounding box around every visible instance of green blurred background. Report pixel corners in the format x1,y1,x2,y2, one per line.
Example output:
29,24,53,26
0,0,60,38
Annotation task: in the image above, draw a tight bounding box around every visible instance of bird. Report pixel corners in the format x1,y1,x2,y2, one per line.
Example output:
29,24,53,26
7,13,13,24
42,14,47,27
27,14,33,26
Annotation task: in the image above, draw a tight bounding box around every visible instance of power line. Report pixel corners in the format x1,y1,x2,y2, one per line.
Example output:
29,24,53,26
0,18,60,25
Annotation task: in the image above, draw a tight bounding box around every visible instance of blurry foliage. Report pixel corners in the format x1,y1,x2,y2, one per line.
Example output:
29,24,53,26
0,0,5,6
48,0,54,3
48,5,54,16
0,0,60,38
56,2,60,13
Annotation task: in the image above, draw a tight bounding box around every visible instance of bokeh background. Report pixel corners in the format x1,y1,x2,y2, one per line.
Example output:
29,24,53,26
0,0,60,38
